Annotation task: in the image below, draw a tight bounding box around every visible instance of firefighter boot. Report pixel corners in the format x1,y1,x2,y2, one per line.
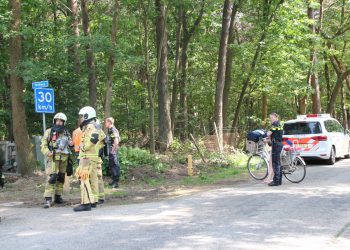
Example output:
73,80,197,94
43,197,52,209
73,204,92,212
54,195,64,204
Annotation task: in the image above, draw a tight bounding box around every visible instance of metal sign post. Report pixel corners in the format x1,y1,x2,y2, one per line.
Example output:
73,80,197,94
43,113,46,133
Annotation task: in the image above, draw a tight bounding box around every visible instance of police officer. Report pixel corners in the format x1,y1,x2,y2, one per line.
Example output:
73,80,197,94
74,106,105,212
105,117,120,188
267,113,283,186
41,113,73,208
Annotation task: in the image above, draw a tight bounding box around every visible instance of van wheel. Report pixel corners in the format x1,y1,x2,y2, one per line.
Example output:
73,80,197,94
326,147,336,165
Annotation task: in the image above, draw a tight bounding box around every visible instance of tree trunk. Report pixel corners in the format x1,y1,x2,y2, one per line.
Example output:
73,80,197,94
179,37,189,139
307,4,321,113
262,92,268,126
81,0,97,109
141,1,155,154
327,55,350,114
9,0,35,175
67,0,81,74
170,6,183,135
178,1,205,139
341,85,348,129
214,0,232,148
298,96,307,114
104,0,120,119
325,61,331,102
222,0,241,127
141,94,147,136
4,76,13,140
155,0,173,152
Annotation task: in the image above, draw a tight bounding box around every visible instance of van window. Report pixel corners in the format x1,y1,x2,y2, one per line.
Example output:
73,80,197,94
284,122,322,135
324,120,344,133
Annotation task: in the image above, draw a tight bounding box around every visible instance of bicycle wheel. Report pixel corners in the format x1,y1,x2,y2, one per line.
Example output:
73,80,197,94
247,154,269,180
283,156,306,183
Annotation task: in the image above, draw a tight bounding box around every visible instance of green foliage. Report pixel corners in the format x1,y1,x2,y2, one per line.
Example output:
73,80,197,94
1,0,350,152
170,138,196,163
117,146,168,179
205,149,249,169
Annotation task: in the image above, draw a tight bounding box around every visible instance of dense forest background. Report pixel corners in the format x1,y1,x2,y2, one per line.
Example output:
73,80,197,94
1,0,350,174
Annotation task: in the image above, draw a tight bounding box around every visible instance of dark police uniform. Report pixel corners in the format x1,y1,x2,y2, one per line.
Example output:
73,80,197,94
106,126,120,187
270,121,283,185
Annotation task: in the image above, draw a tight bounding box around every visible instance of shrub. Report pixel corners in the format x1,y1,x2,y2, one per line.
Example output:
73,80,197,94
102,146,168,180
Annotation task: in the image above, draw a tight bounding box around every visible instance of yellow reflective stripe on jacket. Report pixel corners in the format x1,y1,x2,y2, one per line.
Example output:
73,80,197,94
270,122,284,131
271,126,283,131
81,154,99,157
79,152,99,159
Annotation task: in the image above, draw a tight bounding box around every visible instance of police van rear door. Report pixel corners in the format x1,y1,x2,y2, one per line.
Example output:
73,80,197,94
283,121,324,153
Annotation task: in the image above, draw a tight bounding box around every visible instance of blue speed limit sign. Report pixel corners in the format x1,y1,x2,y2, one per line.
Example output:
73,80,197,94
34,88,55,113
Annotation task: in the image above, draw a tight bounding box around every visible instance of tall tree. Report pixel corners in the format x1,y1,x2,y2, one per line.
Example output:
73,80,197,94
105,0,120,119
178,0,205,139
9,0,35,175
141,0,156,154
81,0,97,109
155,0,173,152
170,5,183,134
307,1,321,113
67,0,81,75
222,0,242,127
214,0,233,148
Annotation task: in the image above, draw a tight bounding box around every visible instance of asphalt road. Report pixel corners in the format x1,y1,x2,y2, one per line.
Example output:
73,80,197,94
1,159,350,250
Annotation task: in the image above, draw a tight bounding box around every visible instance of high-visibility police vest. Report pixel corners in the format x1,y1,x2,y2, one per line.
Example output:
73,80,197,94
270,121,283,142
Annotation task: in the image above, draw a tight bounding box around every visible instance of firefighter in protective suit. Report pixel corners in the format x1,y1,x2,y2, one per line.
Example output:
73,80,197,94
74,106,105,212
41,113,73,208
96,119,106,204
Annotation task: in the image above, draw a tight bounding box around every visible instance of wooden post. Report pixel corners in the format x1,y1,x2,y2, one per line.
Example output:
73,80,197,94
214,122,223,152
187,155,193,176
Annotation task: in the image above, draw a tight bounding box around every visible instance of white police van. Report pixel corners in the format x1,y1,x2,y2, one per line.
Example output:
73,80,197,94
283,114,350,165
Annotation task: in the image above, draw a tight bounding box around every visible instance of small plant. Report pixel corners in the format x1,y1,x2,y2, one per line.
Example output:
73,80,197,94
102,146,169,180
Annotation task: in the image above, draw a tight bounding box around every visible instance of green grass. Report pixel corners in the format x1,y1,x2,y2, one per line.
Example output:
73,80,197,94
180,167,246,186
145,177,166,187
105,188,129,198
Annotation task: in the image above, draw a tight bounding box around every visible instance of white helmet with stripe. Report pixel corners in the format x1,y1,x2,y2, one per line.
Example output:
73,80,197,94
53,112,67,124
79,106,96,121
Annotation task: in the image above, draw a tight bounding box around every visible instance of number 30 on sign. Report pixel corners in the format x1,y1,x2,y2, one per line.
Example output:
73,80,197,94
34,88,55,113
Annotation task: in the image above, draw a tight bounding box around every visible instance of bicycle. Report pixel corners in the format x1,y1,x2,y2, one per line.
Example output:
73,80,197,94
246,138,306,183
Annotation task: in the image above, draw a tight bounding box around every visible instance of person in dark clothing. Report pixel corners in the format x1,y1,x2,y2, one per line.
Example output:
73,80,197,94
105,117,121,188
267,113,283,186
